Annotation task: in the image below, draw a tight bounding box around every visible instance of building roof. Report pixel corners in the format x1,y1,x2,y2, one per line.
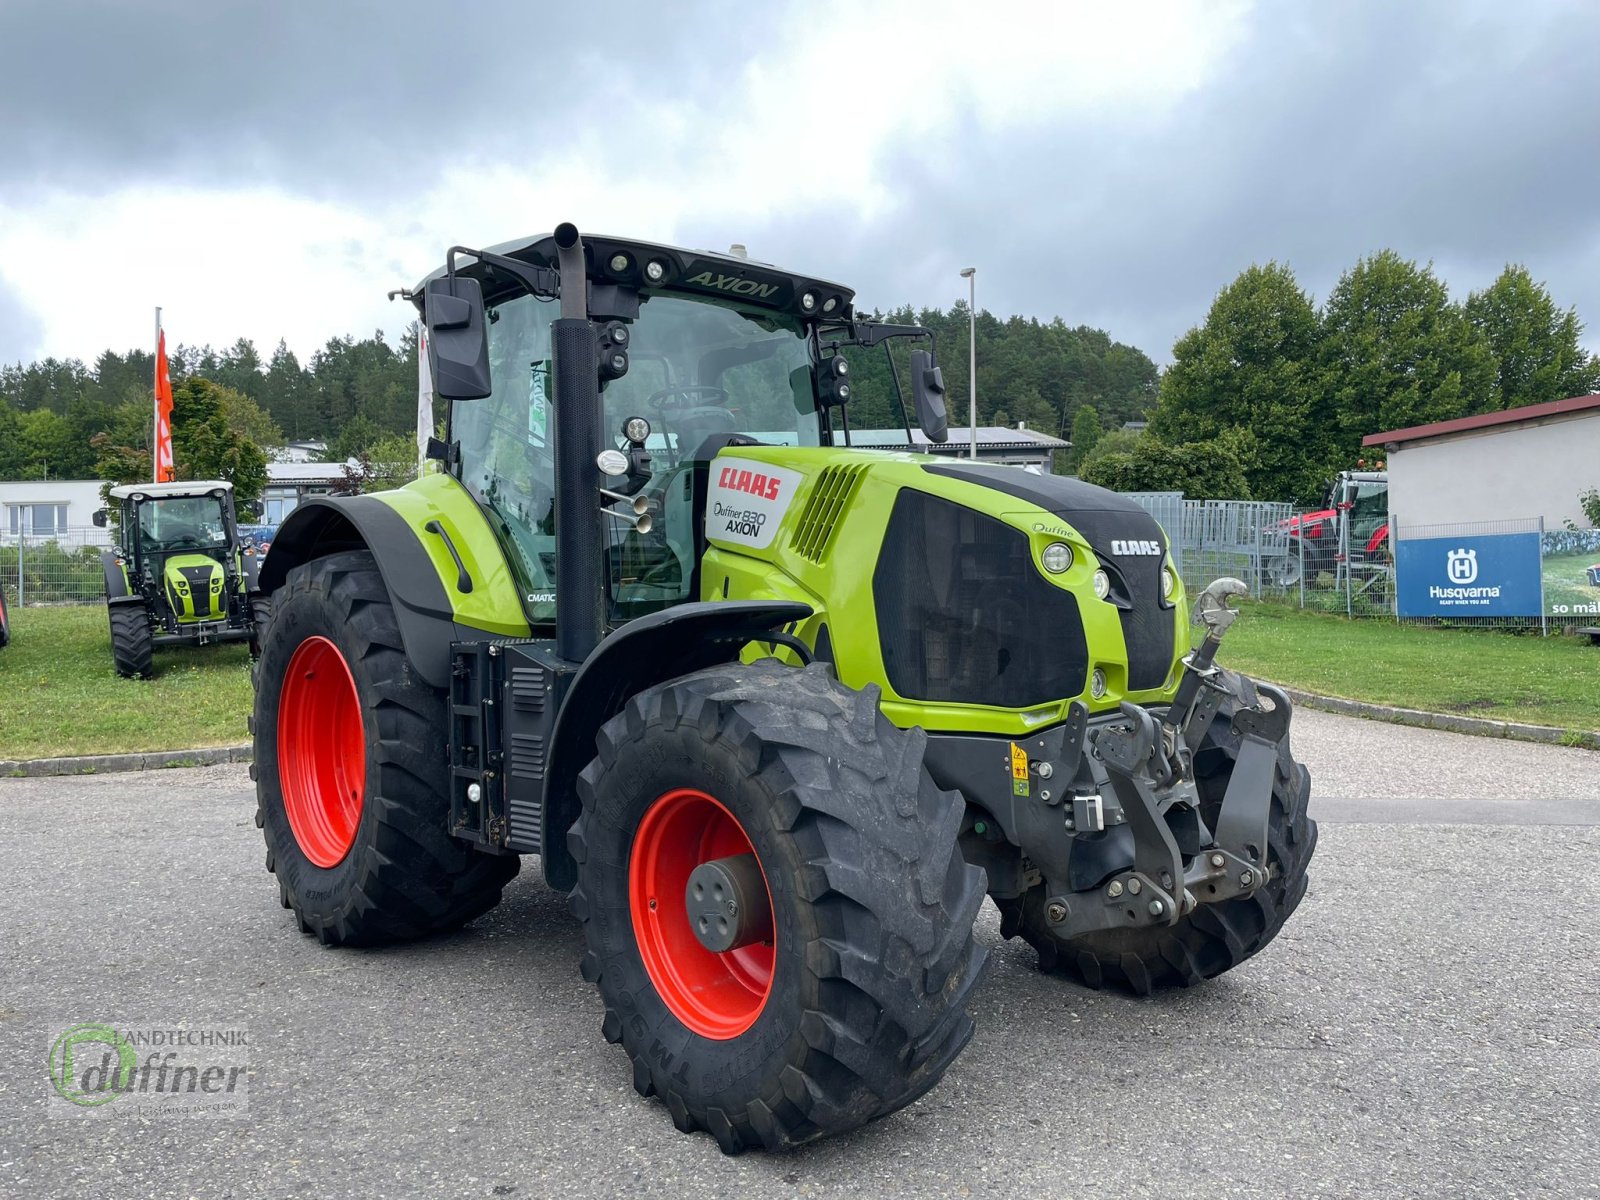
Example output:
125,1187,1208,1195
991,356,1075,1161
266,461,354,485
107,480,233,500
849,426,1069,451
1363,393,1600,448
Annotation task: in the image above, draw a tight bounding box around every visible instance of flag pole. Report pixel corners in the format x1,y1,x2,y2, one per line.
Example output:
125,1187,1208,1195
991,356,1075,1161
152,306,162,483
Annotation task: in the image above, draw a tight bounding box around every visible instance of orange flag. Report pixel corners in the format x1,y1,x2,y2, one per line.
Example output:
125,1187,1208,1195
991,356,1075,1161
154,329,175,482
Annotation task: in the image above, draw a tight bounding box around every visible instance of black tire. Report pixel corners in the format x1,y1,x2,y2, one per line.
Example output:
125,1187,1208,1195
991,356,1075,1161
252,549,518,946
569,660,987,1154
108,602,154,679
247,591,271,660
998,691,1317,995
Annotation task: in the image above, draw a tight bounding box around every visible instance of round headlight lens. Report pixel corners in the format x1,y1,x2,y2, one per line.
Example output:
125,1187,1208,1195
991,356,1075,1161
623,416,651,444
1162,565,1177,599
645,259,667,283
1090,668,1108,700
801,291,817,311
609,253,630,273
1092,569,1111,600
1041,542,1073,574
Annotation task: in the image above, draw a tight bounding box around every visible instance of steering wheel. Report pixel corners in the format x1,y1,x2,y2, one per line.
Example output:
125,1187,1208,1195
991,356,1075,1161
647,385,729,411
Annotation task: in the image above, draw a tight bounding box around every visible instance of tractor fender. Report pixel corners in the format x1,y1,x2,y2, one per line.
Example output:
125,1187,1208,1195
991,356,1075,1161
99,549,131,599
259,496,464,690
539,598,813,892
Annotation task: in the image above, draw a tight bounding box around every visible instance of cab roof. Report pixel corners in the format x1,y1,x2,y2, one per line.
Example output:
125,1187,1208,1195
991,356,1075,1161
414,231,856,322
108,481,234,500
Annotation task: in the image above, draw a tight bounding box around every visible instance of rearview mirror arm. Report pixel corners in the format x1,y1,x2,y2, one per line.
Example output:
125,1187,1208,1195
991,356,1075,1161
445,246,562,303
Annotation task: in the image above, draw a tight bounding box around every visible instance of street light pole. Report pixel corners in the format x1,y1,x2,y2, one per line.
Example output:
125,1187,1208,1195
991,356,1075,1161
959,267,976,459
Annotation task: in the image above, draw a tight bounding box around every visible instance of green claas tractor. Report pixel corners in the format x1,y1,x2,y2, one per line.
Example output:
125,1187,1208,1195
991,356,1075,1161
98,481,267,678
252,225,1316,1153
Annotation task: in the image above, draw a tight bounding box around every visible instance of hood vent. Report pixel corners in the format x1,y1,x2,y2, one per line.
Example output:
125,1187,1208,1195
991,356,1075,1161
790,465,865,563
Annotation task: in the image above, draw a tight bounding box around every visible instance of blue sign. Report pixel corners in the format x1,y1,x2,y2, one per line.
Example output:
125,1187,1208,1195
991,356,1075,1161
1396,533,1543,617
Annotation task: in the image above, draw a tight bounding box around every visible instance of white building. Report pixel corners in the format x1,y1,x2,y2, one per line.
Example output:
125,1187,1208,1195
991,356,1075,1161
262,460,353,524
0,479,114,547
1364,394,1600,529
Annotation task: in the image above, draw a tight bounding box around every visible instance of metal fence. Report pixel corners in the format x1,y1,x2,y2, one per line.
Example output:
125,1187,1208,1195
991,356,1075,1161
0,528,112,607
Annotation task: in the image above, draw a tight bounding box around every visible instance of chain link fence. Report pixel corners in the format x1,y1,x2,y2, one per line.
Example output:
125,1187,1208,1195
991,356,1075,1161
1123,492,1395,616
0,528,111,607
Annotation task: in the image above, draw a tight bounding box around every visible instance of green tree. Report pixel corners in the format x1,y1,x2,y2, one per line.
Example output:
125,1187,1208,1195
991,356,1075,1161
1464,265,1600,411
1079,435,1251,500
1068,404,1102,470
168,377,268,504
1320,251,1494,450
1151,262,1326,502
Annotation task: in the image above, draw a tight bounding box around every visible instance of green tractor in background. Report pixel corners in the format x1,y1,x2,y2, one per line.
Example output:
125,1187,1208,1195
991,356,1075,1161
97,481,267,678
252,225,1317,1153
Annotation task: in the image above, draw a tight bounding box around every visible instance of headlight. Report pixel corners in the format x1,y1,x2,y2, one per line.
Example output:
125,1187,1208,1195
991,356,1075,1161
1092,569,1111,600
1090,668,1107,699
1041,542,1073,574
1162,565,1177,599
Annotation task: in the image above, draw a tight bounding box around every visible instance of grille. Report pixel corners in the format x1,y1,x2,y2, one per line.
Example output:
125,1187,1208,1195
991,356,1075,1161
873,489,1089,708
1058,507,1175,691
790,465,865,563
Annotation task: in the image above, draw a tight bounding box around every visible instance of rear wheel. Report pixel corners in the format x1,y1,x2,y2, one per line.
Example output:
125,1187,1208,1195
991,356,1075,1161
252,550,517,945
569,660,987,1153
999,694,1317,995
108,602,153,679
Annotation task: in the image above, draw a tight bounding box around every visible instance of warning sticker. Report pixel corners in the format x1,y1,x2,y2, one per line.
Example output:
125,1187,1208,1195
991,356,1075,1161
1009,742,1030,798
705,460,803,551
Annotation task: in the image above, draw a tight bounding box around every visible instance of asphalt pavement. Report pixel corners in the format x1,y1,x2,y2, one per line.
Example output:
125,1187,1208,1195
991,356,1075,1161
2,709,1597,1199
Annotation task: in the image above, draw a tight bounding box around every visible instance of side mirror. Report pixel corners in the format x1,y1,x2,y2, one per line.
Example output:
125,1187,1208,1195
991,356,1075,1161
424,275,492,400
909,349,948,443
91,508,108,528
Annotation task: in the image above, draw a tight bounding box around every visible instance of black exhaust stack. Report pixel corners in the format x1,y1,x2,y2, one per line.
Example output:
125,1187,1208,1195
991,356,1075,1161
551,223,605,663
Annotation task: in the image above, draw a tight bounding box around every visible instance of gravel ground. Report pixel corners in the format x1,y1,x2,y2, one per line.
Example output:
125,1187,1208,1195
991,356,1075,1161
1,709,1596,1199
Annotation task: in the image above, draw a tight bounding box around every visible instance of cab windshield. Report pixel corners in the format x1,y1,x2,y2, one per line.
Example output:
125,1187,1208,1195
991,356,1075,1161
138,496,229,552
452,289,818,625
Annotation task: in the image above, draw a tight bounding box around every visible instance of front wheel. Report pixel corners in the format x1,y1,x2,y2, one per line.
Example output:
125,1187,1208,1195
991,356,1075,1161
108,602,153,679
569,660,987,1153
252,550,517,945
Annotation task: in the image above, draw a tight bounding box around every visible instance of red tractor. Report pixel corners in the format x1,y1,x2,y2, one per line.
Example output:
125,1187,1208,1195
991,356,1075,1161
1267,470,1390,588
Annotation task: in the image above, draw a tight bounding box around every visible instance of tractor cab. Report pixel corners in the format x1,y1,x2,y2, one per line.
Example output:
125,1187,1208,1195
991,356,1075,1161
421,232,947,630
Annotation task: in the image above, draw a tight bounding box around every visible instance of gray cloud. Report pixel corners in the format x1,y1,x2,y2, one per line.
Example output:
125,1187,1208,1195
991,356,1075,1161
0,278,46,365
4,0,1597,364
0,0,771,199
695,2,1600,360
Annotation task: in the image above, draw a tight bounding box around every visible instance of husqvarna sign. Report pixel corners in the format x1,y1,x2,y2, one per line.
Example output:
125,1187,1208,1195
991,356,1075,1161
1396,533,1542,617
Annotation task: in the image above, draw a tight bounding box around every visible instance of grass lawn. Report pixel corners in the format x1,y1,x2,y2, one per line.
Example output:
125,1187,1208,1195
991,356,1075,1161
1219,602,1599,734
0,595,1594,763
0,605,253,761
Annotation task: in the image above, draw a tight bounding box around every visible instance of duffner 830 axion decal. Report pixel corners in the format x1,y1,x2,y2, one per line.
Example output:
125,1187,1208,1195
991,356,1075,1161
706,461,803,550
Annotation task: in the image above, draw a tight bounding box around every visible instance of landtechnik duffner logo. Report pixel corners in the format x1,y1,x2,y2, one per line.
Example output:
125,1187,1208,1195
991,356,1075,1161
45,1021,249,1118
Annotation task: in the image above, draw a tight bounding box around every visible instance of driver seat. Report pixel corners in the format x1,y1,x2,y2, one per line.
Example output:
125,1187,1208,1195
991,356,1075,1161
673,405,739,461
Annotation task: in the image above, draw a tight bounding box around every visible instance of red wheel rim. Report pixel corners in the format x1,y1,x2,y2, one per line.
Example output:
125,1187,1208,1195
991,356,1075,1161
629,788,776,1039
278,635,366,868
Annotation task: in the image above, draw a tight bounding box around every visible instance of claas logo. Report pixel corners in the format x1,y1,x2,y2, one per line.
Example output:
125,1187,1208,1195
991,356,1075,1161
717,465,782,501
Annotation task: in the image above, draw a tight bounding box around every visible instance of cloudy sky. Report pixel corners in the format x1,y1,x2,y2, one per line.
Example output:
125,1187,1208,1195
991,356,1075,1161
2,0,1597,368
